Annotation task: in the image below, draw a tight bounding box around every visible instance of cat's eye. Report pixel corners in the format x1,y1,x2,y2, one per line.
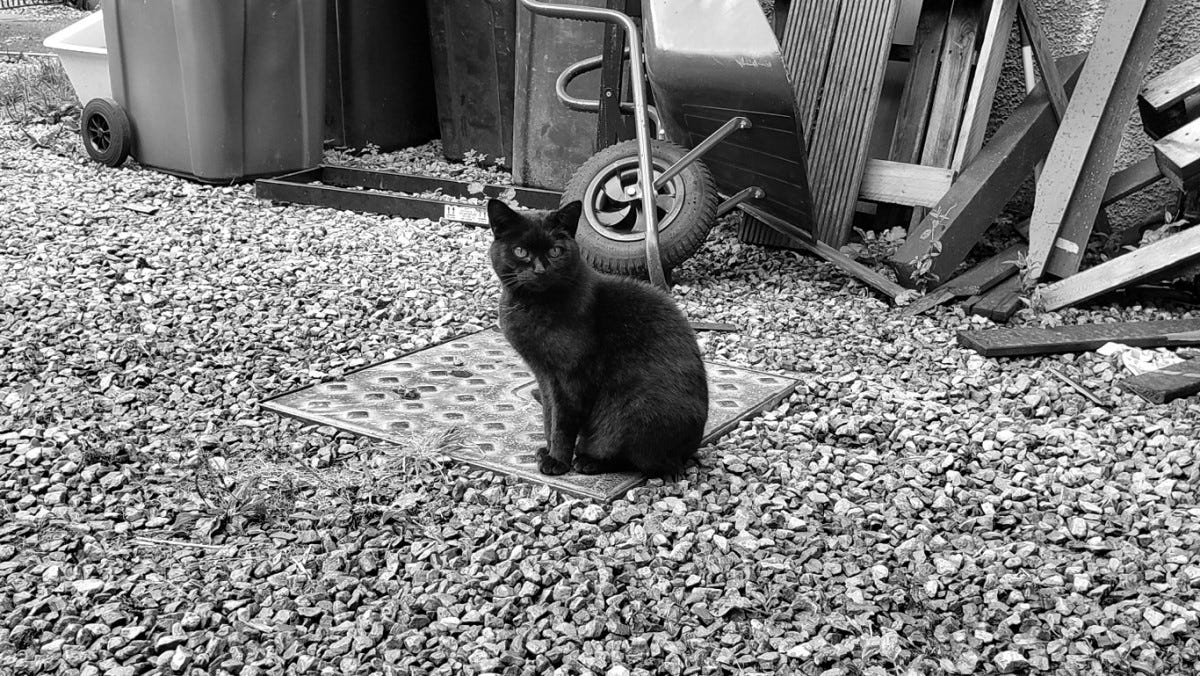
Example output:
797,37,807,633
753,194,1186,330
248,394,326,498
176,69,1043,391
512,246,529,260
548,245,564,258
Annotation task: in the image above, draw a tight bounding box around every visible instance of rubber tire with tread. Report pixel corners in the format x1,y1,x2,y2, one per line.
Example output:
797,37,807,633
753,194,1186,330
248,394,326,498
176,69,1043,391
563,139,717,278
81,98,132,168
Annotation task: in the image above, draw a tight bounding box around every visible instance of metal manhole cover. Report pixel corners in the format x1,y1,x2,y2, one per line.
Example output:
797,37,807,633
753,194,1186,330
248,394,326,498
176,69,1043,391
262,328,797,500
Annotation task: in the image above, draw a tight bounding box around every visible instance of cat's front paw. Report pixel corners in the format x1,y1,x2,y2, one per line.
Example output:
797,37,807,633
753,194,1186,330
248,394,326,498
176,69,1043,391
536,446,571,476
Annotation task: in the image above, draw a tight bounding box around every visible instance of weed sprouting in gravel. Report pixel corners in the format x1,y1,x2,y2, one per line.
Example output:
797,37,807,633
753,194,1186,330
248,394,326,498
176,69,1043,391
0,56,77,124
180,426,464,537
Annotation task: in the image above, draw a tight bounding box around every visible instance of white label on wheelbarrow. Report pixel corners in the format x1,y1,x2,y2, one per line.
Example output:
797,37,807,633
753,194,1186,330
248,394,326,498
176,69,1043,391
444,204,488,225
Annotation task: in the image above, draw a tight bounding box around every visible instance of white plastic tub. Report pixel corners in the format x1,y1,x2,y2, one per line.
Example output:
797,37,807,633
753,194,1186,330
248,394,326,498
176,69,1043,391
42,11,111,104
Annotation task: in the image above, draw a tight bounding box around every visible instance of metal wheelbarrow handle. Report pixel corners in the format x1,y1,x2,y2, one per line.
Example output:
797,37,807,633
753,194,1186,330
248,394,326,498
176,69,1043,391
518,0,668,289
554,51,662,136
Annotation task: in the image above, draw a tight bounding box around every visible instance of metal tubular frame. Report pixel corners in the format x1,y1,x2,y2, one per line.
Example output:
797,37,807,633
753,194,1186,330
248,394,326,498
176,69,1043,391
553,51,663,135
520,0,668,287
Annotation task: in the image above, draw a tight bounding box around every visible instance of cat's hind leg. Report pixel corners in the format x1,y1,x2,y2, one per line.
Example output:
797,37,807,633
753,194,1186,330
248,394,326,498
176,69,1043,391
570,409,631,475
571,431,629,475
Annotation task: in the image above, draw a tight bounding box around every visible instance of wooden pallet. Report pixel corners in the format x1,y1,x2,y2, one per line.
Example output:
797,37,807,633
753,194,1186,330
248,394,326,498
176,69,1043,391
1154,117,1200,189
1139,52,1200,140
740,0,900,249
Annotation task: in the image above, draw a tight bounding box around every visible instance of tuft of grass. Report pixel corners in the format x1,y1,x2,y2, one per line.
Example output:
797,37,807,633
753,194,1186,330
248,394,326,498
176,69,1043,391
0,56,78,124
186,427,464,537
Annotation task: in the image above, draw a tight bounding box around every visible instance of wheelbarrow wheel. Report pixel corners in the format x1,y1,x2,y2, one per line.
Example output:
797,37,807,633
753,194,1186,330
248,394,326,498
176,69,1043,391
563,139,717,278
81,98,131,167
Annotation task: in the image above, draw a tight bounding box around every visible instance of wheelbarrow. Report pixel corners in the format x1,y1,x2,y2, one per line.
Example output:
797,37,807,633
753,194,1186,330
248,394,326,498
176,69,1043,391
520,0,816,288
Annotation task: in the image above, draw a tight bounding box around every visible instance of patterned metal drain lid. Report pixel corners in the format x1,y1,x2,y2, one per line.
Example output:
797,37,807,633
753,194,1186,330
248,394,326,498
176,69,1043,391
263,329,797,500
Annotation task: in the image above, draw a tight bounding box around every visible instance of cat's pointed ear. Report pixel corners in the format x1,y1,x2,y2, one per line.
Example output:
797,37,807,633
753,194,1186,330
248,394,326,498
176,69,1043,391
556,200,583,238
487,199,521,239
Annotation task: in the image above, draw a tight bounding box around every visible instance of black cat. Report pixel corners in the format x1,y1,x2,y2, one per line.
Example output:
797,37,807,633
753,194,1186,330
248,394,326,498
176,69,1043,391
487,199,709,477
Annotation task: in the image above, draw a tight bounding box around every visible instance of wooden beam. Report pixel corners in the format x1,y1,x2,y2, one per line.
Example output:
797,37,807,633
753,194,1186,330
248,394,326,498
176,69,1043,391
952,0,1020,174
1103,155,1164,203
1016,0,1068,119
1138,52,1200,140
966,275,1024,322
1036,222,1200,310
901,242,1023,316
1027,0,1170,280
890,56,1086,287
1154,117,1200,189
859,159,954,207
958,318,1200,358
1121,359,1200,404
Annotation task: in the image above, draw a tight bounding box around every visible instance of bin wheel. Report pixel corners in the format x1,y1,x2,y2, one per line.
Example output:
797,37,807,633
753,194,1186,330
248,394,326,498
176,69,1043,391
81,98,131,167
563,139,717,278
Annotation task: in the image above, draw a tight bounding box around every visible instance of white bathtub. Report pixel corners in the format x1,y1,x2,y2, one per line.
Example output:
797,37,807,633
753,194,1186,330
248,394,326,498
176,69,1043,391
42,11,111,104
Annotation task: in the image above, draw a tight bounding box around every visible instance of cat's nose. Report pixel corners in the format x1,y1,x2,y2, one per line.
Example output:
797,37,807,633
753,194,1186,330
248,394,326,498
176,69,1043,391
532,259,546,274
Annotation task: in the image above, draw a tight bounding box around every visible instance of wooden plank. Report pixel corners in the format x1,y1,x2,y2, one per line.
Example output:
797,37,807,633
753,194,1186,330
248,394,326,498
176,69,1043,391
901,288,958,317
889,0,952,165
737,203,907,301
1036,222,1200,311
891,56,1086,287
1154,117,1200,189
859,159,954,207
1027,0,1170,280
743,0,898,250
875,0,952,232
952,0,1020,174
804,238,909,301
1120,359,1200,404
901,243,1023,316
967,275,1023,322
919,0,984,172
1016,0,1068,119
958,319,1200,358
783,0,841,136
806,0,901,247
1103,155,1164,203
951,243,1026,295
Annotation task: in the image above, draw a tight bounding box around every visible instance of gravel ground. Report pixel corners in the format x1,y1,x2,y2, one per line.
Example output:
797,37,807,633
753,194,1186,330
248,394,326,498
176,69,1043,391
2,118,1200,676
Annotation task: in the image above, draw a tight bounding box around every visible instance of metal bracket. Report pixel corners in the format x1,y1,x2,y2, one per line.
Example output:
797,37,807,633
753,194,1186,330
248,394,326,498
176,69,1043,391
717,186,765,218
654,116,752,190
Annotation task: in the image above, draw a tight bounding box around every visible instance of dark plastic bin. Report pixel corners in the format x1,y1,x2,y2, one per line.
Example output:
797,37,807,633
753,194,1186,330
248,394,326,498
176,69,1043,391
101,0,326,183
512,0,616,190
325,0,439,151
425,0,516,165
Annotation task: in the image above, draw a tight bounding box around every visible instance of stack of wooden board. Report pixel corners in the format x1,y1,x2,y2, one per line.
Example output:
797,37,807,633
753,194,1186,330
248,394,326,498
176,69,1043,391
887,0,1200,322
735,1,1196,318
740,0,901,250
